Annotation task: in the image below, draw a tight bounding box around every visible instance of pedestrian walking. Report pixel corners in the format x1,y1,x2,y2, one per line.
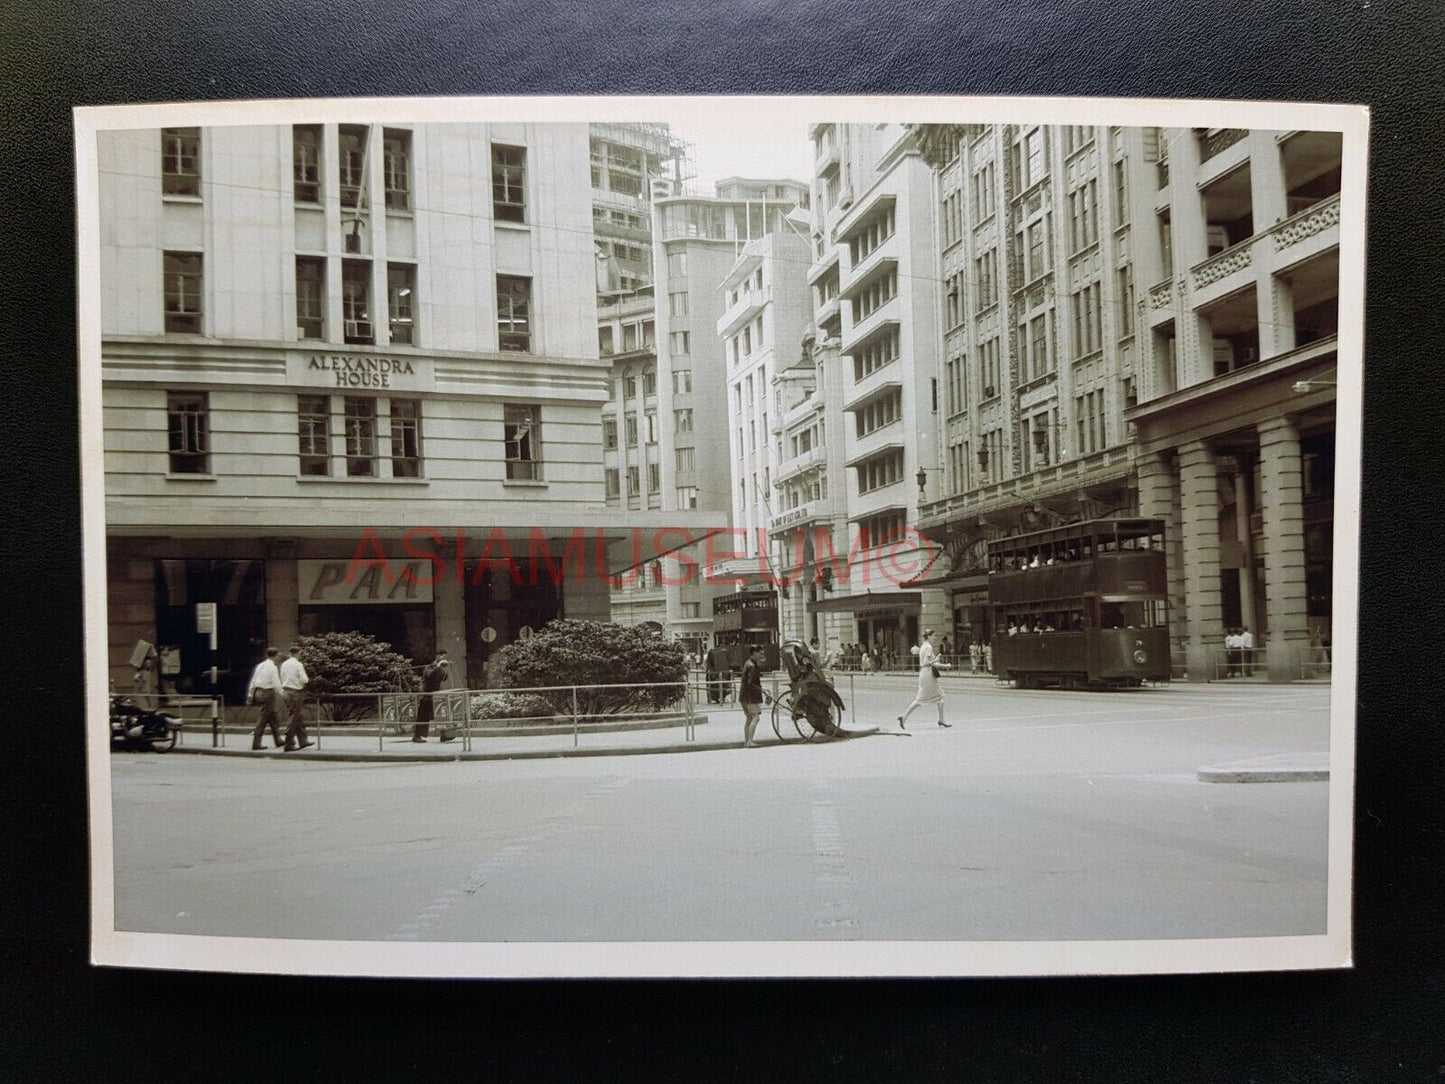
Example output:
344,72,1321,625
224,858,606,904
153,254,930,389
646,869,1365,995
897,629,953,732
412,650,450,742
247,646,287,750
739,645,768,747
704,641,725,704
279,644,314,751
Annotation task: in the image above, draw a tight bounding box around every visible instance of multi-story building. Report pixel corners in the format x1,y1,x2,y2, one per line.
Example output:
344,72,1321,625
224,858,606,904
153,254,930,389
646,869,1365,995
716,228,813,628
911,123,1340,681
800,124,948,663
651,177,811,651
99,121,718,700
590,122,685,294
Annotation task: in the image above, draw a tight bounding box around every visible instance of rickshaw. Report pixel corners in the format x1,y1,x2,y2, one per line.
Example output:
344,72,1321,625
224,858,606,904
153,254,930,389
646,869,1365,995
771,639,877,742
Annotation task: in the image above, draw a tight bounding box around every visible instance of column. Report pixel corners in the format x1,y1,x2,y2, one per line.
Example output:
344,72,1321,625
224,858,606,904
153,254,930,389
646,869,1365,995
1233,463,1258,635
1137,450,1187,662
433,557,467,672
1257,416,1309,682
1177,440,1223,681
1169,131,1212,387
1251,130,1294,359
918,587,951,644
264,541,299,649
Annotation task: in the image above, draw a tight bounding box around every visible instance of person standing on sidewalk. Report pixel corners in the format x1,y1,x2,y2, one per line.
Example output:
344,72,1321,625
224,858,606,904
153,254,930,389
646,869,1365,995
279,644,313,751
1240,626,1255,677
739,646,768,748
412,651,450,742
897,629,952,732
247,647,287,750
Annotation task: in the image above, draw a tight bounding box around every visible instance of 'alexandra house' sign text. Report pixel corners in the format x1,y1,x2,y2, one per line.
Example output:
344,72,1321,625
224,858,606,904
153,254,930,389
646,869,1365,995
308,354,417,388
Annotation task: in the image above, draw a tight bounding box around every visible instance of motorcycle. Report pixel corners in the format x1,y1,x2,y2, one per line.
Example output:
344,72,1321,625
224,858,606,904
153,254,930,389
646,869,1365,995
110,696,183,753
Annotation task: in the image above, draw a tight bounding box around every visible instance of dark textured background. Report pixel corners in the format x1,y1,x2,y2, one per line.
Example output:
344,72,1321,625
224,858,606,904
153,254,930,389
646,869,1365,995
2,1,1442,1079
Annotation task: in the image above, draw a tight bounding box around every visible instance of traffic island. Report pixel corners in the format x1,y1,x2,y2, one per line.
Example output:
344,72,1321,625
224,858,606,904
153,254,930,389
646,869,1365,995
1196,753,1330,783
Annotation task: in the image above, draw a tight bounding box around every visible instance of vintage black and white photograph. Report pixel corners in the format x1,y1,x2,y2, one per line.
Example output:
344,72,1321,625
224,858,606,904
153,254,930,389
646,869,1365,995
79,96,1364,977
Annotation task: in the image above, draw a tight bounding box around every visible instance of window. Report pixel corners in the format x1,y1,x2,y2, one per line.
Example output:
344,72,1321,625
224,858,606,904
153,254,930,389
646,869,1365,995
1072,282,1102,356
971,161,996,220
980,337,1001,397
643,372,657,396
676,485,698,509
676,447,695,472
492,145,526,223
344,397,377,476
497,275,532,351
853,326,900,381
627,466,640,496
975,249,998,310
1117,264,1135,337
848,204,896,265
504,403,542,481
163,252,203,334
624,375,637,399
669,292,689,317
858,509,907,549
342,260,373,344
856,388,902,438
1112,160,1129,225
382,129,412,211
674,408,693,433
668,252,688,277
605,469,620,497
670,331,690,354
293,125,321,202
647,463,660,493
161,128,200,197
339,125,368,209
296,257,325,340
852,268,897,323
945,270,966,328
387,263,415,345
946,356,967,417
390,399,421,477
602,418,618,450
1069,179,1099,252
625,415,638,446
166,391,210,474
645,410,657,443
295,394,331,476
1063,125,1093,157
598,327,614,355
1023,313,1053,380
856,448,904,494
1024,219,1049,281
672,369,692,395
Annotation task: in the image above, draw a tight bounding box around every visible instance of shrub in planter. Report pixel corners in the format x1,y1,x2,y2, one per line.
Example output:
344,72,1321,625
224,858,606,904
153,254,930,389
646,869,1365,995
295,631,417,721
468,691,562,724
491,619,687,718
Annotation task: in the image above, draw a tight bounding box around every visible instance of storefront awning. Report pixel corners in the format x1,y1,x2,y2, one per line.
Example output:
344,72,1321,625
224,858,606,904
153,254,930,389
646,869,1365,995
901,570,991,591
809,590,921,614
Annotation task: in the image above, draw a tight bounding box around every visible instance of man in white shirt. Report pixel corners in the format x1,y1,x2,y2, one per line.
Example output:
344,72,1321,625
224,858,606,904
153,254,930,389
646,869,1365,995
1224,628,1243,677
247,646,287,751
279,644,313,751
1240,626,1255,677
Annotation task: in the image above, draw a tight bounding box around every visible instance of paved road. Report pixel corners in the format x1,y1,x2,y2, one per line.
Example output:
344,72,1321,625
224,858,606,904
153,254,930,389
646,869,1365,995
109,680,1331,943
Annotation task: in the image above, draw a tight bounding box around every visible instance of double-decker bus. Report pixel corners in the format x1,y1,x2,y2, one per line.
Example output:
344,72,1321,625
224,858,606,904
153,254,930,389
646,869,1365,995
988,518,1171,689
712,589,780,671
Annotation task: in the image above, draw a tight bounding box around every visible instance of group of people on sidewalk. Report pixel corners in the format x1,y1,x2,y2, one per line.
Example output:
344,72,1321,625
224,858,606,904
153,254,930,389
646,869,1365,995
246,645,313,752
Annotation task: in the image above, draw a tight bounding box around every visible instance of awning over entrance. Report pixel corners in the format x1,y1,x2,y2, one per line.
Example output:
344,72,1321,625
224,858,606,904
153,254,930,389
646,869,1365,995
809,590,921,614
901,570,990,591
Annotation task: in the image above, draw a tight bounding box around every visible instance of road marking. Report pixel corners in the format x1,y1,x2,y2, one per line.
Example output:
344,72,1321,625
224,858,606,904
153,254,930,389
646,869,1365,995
386,777,633,941
811,782,860,938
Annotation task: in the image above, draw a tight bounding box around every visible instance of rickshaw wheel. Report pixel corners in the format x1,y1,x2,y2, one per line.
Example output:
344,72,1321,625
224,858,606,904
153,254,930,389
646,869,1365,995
770,695,796,742
794,703,838,743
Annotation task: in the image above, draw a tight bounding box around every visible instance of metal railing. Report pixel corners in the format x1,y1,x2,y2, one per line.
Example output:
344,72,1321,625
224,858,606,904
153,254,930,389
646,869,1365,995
1213,647,1264,680
115,691,223,747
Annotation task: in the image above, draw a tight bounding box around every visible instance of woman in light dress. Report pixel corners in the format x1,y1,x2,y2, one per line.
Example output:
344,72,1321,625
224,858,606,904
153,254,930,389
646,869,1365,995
897,629,952,732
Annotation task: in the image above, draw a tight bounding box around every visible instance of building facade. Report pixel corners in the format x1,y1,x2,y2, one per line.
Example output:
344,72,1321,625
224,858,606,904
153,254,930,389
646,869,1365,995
910,123,1340,681
100,122,718,701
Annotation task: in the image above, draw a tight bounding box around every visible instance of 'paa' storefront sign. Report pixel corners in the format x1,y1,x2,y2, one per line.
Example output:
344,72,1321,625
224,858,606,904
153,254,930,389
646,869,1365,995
287,352,435,392
298,559,436,605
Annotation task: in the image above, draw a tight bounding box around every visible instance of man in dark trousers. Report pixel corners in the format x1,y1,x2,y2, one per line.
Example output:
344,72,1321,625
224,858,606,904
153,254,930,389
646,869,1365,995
704,640,724,704
412,650,449,742
739,645,768,748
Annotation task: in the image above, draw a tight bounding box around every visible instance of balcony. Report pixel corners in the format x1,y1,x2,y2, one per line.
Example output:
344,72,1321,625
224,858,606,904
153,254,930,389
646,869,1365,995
775,443,827,484
1190,239,1255,296
1198,128,1248,163
918,445,1134,531
807,244,841,285
1269,192,1340,261
815,137,840,174
716,286,770,339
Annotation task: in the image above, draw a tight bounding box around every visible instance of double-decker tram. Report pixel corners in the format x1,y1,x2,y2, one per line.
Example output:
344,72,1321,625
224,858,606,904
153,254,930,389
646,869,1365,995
988,518,1171,689
712,589,780,671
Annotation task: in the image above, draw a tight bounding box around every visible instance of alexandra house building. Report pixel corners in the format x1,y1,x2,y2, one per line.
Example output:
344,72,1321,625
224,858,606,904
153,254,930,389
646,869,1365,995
99,121,720,700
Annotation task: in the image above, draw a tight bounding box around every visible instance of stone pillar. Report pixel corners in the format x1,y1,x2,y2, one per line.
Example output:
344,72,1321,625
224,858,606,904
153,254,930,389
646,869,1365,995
107,542,158,692
433,560,467,673
564,566,612,623
1258,416,1309,682
1170,132,1212,388
1177,440,1223,681
918,587,950,644
263,541,299,650
1251,130,1294,360
1233,464,1258,635
1136,450,1187,663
